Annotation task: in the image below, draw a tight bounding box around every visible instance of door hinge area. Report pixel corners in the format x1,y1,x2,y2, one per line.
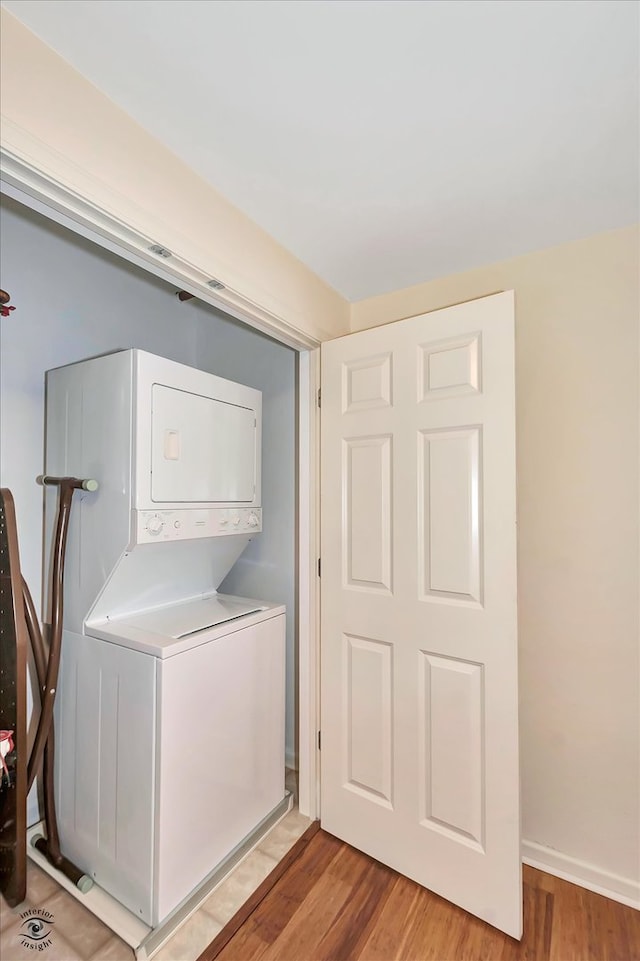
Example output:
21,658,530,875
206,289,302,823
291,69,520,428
317,558,321,577
317,388,321,408
318,731,321,751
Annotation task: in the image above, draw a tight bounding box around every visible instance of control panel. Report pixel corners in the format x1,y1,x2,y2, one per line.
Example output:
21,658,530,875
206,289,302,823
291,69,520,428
134,508,262,545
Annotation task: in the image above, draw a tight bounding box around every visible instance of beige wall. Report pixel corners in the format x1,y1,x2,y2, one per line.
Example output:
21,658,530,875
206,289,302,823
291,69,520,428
0,11,350,344
353,226,640,892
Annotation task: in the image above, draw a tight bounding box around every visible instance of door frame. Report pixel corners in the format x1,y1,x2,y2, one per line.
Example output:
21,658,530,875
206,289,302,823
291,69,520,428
0,152,322,820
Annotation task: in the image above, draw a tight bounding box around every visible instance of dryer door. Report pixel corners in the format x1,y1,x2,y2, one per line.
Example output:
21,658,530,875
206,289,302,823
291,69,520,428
151,385,256,504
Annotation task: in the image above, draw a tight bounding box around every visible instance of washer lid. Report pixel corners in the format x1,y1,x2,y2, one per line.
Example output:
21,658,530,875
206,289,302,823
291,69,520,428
123,595,265,638
87,593,285,658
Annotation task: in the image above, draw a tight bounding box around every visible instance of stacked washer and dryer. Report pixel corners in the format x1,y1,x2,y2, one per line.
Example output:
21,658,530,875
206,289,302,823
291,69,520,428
37,349,287,950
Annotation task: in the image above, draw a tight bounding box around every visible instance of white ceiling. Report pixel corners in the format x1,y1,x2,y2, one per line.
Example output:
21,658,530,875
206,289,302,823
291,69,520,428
3,0,639,301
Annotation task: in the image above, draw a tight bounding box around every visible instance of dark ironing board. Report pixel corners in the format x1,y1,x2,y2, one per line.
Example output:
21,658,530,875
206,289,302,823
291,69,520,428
0,489,28,907
0,479,97,908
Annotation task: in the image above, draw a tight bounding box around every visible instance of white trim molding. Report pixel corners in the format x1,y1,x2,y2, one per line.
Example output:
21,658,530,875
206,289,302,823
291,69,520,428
0,145,322,352
295,348,320,821
522,839,640,910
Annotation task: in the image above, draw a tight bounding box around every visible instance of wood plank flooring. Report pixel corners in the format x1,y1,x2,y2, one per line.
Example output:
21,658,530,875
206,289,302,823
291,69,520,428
198,828,640,961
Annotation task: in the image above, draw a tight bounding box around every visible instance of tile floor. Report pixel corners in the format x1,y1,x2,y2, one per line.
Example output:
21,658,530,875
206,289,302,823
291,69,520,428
1,770,308,961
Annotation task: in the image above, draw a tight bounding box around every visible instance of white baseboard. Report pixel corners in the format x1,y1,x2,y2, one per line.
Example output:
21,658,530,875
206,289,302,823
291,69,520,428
522,839,640,910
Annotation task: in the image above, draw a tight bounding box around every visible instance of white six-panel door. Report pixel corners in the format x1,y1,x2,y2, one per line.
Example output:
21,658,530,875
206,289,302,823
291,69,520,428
320,292,521,938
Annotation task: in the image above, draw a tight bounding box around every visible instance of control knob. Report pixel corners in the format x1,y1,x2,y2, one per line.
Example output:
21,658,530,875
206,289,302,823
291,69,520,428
147,515,164,536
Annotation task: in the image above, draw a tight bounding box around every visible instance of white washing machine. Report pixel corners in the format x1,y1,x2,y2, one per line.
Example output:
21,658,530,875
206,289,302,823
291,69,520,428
42,350,286,932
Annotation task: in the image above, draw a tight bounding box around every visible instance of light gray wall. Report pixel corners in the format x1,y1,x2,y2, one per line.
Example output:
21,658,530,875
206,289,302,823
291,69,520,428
0,197,298,802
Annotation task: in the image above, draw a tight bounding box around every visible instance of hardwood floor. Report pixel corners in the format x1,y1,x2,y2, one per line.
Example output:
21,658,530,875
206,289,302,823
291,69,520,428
198,827,640,961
